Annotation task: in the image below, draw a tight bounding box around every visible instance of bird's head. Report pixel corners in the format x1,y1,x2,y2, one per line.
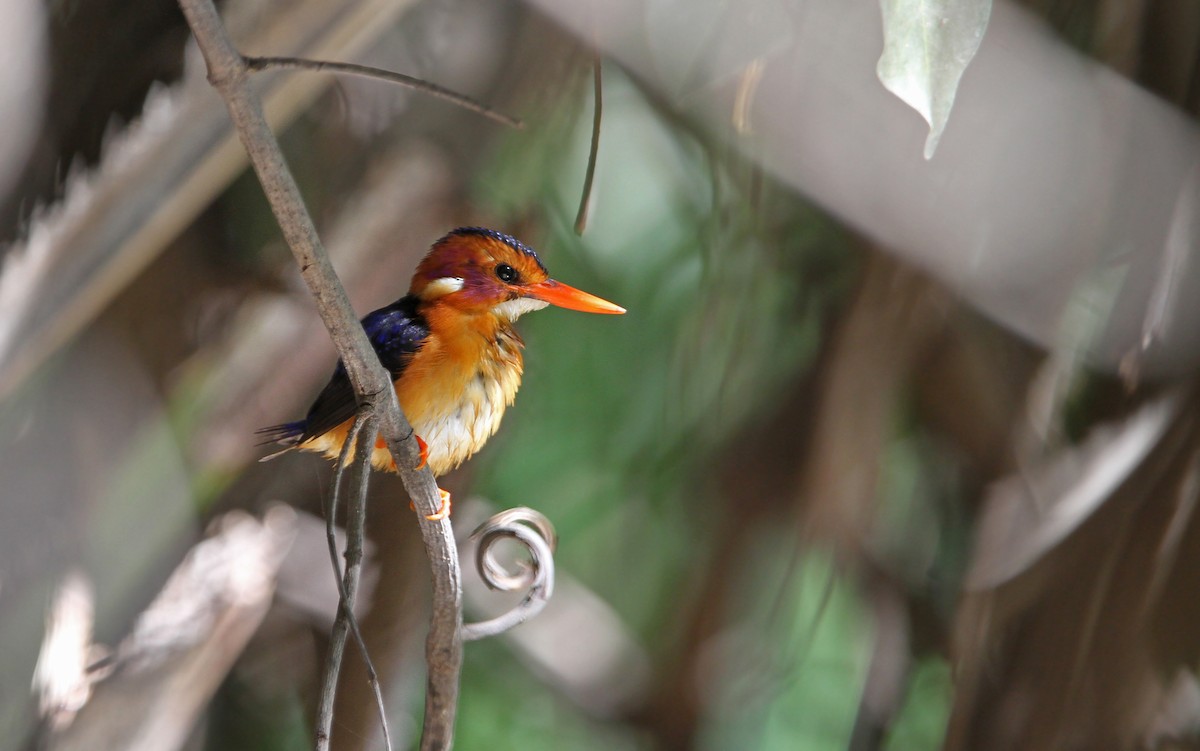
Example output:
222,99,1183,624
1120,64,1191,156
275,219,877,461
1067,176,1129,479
410,228,625,320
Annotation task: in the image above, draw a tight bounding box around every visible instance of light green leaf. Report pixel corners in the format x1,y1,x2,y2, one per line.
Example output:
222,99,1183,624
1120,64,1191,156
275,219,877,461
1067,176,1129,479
876,0,991,159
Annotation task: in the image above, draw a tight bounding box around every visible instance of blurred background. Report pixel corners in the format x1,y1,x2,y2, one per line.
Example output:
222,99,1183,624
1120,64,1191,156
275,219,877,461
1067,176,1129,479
3,0,1200,749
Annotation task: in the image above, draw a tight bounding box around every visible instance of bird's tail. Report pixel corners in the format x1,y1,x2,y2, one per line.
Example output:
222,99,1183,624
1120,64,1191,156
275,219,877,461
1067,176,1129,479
255,421,305,462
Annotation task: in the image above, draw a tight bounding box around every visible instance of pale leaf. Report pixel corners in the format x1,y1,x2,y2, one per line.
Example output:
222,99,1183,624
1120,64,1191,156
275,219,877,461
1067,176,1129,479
876,0,991,159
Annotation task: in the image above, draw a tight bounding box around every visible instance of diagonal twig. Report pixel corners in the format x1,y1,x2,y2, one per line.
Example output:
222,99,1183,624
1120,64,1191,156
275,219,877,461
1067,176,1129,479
175,1,463,748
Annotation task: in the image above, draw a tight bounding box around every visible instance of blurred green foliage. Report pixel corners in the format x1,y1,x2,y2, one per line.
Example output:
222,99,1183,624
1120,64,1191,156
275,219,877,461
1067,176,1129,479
456,66,951,750
457,637,649,751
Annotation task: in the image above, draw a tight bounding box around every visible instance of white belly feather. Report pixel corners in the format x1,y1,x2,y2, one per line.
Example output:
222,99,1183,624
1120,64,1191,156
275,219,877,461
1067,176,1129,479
414,369,513,473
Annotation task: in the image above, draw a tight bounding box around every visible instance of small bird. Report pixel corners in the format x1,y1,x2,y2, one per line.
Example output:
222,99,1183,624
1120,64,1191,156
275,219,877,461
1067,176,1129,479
259,227,625,519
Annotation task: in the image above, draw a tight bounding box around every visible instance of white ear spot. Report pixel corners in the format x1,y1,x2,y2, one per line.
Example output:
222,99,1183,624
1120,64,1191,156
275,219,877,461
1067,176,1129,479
422,277,465,299
491,297,550,321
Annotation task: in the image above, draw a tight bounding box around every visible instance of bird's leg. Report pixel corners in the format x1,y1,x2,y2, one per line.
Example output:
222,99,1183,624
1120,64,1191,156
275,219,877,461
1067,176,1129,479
373,432,428,471
415,434,429,470
373,434,398,472
397,431,444,519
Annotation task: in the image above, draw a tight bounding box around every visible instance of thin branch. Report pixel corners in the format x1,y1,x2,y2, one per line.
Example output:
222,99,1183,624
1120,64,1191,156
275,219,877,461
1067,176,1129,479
573,54,603,235
315,419,358,750
243,55,524,130
175,2,463,749
317,411,391,751
340,425,392,751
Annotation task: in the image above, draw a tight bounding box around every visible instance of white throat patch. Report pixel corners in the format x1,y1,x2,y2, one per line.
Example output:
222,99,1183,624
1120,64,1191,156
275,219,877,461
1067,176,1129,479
492,297,550,321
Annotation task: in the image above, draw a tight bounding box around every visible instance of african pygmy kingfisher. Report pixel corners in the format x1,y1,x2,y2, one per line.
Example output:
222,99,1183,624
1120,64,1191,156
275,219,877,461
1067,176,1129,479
259,227,625,520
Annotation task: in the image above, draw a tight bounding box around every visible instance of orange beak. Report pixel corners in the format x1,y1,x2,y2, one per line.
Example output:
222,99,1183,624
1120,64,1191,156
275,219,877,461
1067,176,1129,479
526,279,626,314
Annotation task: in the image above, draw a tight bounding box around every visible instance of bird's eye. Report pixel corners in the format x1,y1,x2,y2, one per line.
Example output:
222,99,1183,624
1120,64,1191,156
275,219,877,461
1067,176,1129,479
495,263,519,283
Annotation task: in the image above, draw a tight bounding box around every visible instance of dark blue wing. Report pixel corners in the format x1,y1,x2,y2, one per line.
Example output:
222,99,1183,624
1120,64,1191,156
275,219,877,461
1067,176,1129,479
294,295,429,442
364,296,429,374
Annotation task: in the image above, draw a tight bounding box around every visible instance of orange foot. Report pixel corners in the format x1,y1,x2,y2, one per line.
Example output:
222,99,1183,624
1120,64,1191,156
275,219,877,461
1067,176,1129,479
415,434,429,470
409,488,452,521
425,488,452,521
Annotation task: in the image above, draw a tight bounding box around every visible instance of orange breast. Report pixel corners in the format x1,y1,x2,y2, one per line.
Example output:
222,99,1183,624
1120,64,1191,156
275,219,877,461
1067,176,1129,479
303,311,525,476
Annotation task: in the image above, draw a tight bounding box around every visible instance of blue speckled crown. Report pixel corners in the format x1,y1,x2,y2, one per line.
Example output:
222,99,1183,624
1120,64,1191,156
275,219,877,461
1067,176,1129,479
445,227,547,274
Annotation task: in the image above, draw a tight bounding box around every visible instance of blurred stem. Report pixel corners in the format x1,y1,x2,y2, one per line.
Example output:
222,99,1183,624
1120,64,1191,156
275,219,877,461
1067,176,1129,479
175,1,463,748
573,53,602,234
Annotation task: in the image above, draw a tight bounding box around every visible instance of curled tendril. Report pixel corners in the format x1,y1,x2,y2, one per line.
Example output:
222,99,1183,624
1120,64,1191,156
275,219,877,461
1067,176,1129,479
461,507,557,642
